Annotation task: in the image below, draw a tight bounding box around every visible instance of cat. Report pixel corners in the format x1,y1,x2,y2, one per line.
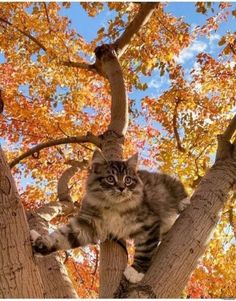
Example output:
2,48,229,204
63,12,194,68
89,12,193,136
30,149,189,283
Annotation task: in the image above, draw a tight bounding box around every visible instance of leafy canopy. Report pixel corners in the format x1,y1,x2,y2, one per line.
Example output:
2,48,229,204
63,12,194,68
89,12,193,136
0,2,235,298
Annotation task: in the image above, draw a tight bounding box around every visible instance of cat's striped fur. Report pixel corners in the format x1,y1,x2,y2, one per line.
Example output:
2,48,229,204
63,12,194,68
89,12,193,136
31,150,188,279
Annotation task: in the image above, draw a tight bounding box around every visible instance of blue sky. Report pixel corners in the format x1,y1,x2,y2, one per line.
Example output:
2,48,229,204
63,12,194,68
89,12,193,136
1,2,235,86
58,2,235,95
59,2,236,145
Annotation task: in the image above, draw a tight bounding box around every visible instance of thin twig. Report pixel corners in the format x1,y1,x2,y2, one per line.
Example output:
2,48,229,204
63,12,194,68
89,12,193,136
172,97,185,152
0,17,47,52
9,133,101,168
43,3,51,32
57,122,70,137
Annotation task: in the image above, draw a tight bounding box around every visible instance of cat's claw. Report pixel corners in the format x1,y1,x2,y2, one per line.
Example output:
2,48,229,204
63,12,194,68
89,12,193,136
178,196,191,212
124,266,144,284
30,229,41,241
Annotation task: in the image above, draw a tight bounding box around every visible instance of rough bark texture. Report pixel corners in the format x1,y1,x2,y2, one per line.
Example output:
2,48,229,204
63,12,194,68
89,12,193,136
0,147,44,298
99,241,127,298
35,254,78,298
141,161,236,298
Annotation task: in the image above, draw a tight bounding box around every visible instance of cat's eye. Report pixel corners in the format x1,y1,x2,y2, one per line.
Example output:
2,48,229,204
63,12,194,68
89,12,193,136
106,175,115,184
124,176,133,186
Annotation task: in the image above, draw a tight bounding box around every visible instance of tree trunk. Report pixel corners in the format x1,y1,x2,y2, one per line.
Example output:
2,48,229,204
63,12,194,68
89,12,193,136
94,45,129,297
141,160,236,298
36,254,78,298
0,146,44,298
114,128,236,298
99,241,127,298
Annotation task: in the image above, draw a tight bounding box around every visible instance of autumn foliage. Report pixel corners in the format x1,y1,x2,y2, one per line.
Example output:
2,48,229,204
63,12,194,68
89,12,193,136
0,2,235,298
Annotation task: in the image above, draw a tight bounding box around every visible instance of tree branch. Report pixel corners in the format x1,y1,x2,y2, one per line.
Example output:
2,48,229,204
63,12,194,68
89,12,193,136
27,159,84,298
93,5,159,295
0,17,47,52
0,89,4,114
61,60,96,72
57,159,89,202
116,114,236,297
216,114,236,161
228,192,236,239
173,97,185,152
29,160,88,222
113,3,159,58
92,45,128,297
222,114,236,141
43,3,51,31
9,133,101,168
62,3,159,70
95,45,128,137
0,16,95,72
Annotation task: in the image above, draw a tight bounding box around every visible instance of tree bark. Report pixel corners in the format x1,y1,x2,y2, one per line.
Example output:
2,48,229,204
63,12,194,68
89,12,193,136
99,241,127,298
0,147,44,298
94,45,129,298
35,254,78,298
115,119,236,298
26,163,83,298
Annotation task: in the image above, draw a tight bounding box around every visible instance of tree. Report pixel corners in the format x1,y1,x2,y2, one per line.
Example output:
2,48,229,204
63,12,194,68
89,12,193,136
0,2,235,298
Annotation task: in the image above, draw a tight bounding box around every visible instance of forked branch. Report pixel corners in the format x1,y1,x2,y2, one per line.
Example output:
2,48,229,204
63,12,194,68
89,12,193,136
28,159,88,229
62,3,158,71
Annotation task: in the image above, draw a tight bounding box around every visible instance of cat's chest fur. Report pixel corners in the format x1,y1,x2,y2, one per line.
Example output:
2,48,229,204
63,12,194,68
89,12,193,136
96,208,136,241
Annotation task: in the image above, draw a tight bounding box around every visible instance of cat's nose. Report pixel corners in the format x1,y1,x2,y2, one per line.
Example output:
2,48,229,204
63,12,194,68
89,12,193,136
118,187,125,192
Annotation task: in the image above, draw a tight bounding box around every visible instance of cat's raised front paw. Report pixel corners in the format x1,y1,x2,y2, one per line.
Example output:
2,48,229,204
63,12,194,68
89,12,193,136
178,197,191,212
30,230,53,255
123,266,144,284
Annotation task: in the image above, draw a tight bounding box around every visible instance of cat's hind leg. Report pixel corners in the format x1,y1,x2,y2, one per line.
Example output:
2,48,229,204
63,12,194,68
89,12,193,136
124,222,160,283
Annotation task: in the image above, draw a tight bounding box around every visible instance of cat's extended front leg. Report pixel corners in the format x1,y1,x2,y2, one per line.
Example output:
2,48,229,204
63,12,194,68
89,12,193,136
31,217,97,255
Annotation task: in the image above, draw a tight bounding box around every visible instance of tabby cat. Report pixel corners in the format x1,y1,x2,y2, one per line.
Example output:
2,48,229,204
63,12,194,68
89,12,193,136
31,150,189,283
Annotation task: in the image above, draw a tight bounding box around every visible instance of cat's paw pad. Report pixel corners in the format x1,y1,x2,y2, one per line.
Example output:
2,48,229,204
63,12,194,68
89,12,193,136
30,230,52,255
124,266,144,284
179,197,191,212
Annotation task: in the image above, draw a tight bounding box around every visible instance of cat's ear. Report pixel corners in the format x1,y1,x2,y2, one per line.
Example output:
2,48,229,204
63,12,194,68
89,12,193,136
92,149,106,165
127,153,138,169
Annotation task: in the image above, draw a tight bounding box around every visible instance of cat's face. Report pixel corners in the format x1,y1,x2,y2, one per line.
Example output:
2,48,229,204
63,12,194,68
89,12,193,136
86,150,143,205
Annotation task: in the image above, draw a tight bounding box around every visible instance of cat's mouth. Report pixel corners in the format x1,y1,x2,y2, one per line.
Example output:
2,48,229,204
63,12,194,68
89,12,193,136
104,190,132,203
